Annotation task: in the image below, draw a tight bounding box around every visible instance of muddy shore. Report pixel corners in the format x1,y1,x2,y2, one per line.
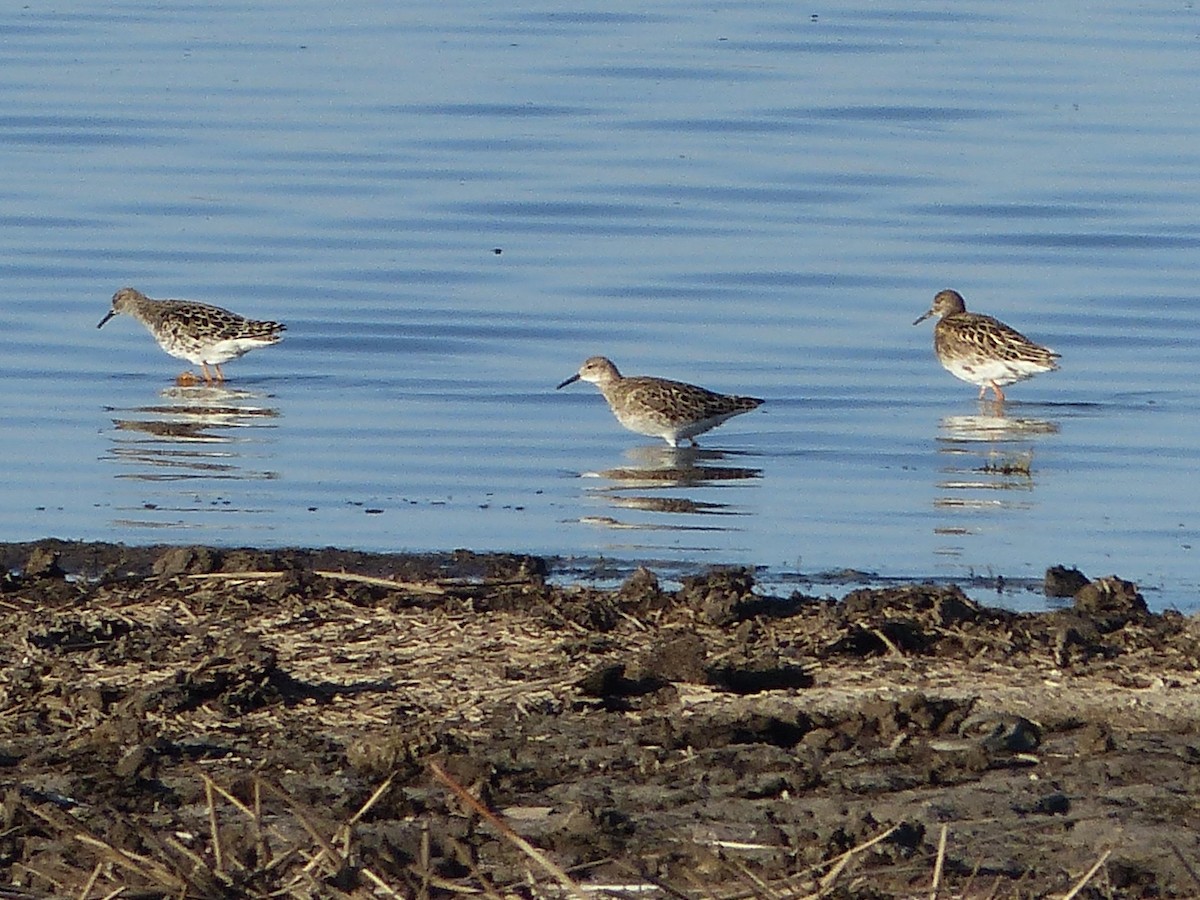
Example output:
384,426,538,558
1,539,1198,899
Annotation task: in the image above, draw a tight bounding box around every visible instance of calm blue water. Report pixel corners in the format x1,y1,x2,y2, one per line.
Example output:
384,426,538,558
2,1,1197,610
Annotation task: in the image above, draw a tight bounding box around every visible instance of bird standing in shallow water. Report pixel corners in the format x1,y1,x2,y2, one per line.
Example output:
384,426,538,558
556,356,763,447
98,287,285,384
913,289,1059,403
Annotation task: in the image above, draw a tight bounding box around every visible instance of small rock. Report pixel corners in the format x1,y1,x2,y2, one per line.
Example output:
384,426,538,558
1013,791,1070,816
115,744,154,779
1045,565,1089,597
24,547,65,579
681,567,757,626
961,713,1042,753
153,546,219,577
637,631,708,683
1073,576,1148,623
576,663,629,697
617,566,668,610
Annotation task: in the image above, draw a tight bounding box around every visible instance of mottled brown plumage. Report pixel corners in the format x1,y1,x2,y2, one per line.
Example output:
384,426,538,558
913,289,1059,402
98,287,285,383
556,356,762,447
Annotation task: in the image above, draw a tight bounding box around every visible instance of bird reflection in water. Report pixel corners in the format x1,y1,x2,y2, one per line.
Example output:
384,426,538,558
933,408,1059,522
577,444,761,532
107,385,280,482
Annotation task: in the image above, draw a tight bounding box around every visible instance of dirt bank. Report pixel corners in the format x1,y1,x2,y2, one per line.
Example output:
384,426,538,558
1,539,1198,898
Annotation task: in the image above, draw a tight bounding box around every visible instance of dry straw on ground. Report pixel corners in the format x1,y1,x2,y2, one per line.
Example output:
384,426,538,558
1,540,1198,898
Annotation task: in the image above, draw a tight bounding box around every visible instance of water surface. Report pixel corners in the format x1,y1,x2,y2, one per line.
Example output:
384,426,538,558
2,1,1197,610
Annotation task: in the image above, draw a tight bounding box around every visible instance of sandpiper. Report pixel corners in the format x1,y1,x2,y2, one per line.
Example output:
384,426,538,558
556,356,763,447
913,289,1059,402
98,287,285,383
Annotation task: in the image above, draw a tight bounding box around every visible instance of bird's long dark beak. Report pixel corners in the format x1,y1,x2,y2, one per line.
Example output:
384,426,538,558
912,309,933,326
556,373,581,389
97,310,117,329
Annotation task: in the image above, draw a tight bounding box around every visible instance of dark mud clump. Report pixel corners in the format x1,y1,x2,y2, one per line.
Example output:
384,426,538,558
1,540,1199,898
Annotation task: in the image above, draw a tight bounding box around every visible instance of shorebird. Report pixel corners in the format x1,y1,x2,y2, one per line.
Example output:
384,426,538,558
98,287,285,383
556,356,763,447
913,289,1059,402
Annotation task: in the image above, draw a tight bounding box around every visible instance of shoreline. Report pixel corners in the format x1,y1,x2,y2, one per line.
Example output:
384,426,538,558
2,536,1171,615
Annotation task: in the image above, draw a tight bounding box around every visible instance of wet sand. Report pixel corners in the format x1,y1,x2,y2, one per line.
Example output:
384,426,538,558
1,539,1198,898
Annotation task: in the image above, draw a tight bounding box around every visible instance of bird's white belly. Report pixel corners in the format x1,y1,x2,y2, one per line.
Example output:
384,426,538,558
942,356,1047,387
173,336,274,366
613,408,674,441
614,408,733,447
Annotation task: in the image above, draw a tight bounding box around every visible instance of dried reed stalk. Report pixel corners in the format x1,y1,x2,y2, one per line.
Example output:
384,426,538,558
929,824,948,899
430,760,588,900
1059,848,1111,900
